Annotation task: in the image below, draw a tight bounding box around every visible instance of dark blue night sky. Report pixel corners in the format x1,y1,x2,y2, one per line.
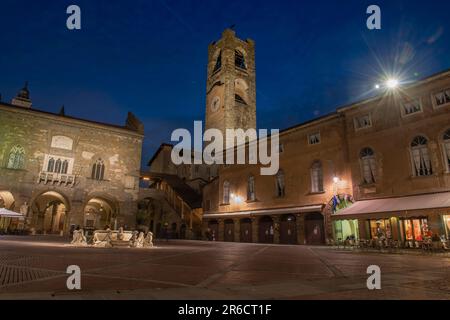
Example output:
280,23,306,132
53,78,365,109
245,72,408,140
1,0,450,164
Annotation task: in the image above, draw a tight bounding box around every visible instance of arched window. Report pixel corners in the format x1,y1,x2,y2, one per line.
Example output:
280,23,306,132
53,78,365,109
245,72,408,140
443,129,450,171
234,78,249,105
223,181,230,204
235,50,246,69
91,159,105,181
411,136,433,176
247,176,255,201
7,145,25,170
61,160,69,174
275,170,285,197
55,159,62,173
47,157,55,172
360,148,376,184
311,161,324,193
213,50,222,73
235,94,247,105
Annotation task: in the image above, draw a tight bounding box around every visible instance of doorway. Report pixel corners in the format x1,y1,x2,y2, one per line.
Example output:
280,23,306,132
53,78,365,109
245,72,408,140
224,219,234,242
305,213,325,245
280,214,297,244
240,218,252,243
258,216,274,243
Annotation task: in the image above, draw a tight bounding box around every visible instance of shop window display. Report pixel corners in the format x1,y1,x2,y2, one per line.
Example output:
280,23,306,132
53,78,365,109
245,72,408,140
402,218,429,241
369,219,392,239
334,220,359,242
443,215,450,239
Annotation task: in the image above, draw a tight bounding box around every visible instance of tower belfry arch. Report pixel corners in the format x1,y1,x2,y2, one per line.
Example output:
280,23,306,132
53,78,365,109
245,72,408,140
205,29,257,139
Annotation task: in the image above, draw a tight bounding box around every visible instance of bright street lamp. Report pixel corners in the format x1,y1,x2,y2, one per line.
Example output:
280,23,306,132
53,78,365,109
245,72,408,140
386,78,399,89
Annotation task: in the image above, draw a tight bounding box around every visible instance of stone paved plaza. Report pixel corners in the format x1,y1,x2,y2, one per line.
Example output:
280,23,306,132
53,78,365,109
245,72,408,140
0,236,449,300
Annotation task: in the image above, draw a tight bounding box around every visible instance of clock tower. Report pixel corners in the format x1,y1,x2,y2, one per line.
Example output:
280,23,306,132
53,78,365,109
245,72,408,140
205,29,256,138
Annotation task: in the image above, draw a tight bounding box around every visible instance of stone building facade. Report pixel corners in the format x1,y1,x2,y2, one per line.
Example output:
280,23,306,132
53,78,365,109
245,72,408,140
0,84,144,234
202,113,353,244
202,69,450,244
198,30,450,245
138,144,206,240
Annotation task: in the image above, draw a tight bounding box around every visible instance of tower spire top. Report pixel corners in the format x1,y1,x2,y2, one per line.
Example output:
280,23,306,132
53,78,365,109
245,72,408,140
11,81,32,108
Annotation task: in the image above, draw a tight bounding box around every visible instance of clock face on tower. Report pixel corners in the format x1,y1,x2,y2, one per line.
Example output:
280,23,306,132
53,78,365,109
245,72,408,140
210,96,220,113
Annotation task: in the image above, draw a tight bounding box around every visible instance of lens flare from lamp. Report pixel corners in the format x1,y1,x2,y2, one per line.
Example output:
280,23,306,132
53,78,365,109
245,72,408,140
386,78,399,89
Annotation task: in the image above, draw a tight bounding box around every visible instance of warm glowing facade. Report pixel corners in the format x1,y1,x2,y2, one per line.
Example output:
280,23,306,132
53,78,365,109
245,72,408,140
202,69,450,245
0,84,144,234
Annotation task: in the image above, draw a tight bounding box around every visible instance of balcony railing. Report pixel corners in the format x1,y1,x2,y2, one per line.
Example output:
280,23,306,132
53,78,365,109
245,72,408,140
37,171,76,187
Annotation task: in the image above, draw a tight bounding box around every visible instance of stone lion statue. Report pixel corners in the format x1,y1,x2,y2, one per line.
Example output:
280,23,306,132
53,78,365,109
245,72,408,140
143,231,154,248
135,232,145,248
71,228,87,246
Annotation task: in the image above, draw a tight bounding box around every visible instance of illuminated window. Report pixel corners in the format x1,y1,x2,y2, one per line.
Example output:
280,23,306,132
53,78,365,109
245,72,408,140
433,88,450,107
275,170,285,197
310,161,324,193
443,129,450,172
354,114,372,131
411,136,433,176
360,148,376,184
402,218,428,241
223,181,230,204
55,159,62,173
443,215,450,239
308,132,321,145
369,219,392,240
44,155,72,174
401,98,422,116
6,145,25,170
61,160,69,174
91,159,105,181
247,176,255,201
334,220,359,241
47,157,55,172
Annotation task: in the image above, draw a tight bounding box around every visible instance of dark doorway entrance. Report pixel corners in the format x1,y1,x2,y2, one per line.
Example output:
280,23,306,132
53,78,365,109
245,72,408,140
171,222,178,239
224,220,234,242
180,224,187,239
208,220,219,241
156,223,161,238
280,214,297,244
305,213,325,245
240,218,252,243
258,216,274,243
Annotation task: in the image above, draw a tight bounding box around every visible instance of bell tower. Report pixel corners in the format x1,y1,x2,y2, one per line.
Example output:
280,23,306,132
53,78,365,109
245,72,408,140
205,29,256,137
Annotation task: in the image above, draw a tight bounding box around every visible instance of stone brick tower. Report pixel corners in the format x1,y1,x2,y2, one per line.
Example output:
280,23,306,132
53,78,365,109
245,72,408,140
205,29,256,138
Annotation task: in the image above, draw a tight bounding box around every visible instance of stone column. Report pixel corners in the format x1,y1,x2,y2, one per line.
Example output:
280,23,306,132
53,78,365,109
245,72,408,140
63,211,71,236
69,200,85,233
252,217,259,243
218,219,225,242
273,216,280,244
390,217,400,241
233,218,240,243
201,219,209,240
358,219,367,240
428,210,443,235
296,214,305,245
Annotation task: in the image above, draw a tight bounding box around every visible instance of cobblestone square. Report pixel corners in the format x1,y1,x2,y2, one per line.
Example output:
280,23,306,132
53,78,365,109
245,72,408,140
0,236,448,300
